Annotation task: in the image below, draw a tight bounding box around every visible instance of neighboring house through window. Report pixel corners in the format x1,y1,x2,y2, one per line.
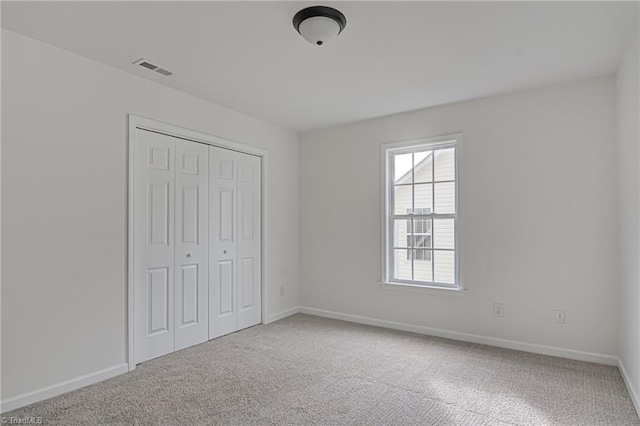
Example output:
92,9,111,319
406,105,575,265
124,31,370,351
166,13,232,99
407,208,432,261
383,135,459,288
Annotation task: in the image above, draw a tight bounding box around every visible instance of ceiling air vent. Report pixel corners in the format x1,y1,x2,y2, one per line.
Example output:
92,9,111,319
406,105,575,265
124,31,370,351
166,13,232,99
133,58,173,77
155,68,173,77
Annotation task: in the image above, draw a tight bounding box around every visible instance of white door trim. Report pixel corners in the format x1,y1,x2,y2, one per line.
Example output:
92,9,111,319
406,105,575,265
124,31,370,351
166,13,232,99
128,114,268,372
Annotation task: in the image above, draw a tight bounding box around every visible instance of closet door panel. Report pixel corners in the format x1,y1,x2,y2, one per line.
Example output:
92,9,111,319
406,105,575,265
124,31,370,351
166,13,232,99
133,130,175,364
209,146,239,339
174,139,209,351
237,154,262,330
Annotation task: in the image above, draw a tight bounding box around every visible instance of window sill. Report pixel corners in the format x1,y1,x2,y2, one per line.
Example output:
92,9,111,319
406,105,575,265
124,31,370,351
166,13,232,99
379,282,466,295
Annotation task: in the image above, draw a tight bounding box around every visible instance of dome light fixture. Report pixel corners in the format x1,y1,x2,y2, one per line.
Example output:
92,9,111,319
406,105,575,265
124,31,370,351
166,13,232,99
293,6,347,46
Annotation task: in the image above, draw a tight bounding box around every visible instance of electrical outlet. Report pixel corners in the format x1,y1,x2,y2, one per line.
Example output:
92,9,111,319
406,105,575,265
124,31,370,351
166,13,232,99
493,303,504,317
280,285,285,297
555,310,566,324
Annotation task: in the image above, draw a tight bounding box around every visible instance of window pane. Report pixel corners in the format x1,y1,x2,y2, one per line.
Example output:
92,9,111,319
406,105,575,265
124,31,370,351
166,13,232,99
413,235,431,249
434,148,455,182
414,183,433,213
394,153,413,184
413,207,431,215
434,250,455,284
393,219,410,248
393,249,412,280
414,250,433,282
433,218,454,249
413,217,431,236
394,185,412,215
413,247,432,259
413,151,433,183
434,182,455,213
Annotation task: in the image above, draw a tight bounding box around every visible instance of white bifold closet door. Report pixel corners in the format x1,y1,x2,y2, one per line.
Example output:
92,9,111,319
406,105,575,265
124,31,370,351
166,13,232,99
133,129,209,364
209,146,262,339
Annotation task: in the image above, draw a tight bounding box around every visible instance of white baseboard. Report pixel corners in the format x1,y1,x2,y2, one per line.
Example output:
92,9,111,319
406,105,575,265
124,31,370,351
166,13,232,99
1,363,128,413
299,306,618,366
265,306,300,324
617,357,640,417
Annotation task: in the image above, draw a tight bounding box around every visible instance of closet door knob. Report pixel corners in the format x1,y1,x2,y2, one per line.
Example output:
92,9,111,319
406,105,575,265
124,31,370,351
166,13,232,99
223,250,227,254
186,253,192,258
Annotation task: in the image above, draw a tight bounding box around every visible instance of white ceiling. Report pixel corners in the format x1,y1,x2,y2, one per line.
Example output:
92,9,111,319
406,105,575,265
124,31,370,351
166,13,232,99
2,1,638,132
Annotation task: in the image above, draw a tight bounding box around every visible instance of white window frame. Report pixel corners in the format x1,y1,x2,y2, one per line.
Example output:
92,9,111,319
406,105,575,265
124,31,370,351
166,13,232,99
381,133,461,290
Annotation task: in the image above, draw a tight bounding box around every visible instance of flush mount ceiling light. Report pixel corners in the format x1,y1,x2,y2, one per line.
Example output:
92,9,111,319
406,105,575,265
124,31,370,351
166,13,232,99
293,6,347,46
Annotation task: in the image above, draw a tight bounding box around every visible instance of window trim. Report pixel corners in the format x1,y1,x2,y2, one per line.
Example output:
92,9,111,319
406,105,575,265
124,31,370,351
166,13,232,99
380,133,462,290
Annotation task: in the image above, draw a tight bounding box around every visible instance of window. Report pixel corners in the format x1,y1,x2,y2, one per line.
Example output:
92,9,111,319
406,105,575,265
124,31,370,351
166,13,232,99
406,208,431,261
384,136,458,288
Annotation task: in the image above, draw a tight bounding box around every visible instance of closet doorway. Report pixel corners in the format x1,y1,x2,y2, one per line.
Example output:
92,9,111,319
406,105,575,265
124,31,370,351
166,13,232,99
128,115,264,368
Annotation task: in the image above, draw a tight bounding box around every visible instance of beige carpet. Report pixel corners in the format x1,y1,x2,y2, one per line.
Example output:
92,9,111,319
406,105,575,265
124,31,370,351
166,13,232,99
4,314,638,425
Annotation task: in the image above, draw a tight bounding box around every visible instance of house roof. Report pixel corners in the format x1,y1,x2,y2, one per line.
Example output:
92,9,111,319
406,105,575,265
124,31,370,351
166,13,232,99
395,151,434,185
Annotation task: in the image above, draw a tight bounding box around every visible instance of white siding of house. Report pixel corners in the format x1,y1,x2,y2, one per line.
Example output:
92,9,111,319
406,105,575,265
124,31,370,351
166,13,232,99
392,148,455,284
